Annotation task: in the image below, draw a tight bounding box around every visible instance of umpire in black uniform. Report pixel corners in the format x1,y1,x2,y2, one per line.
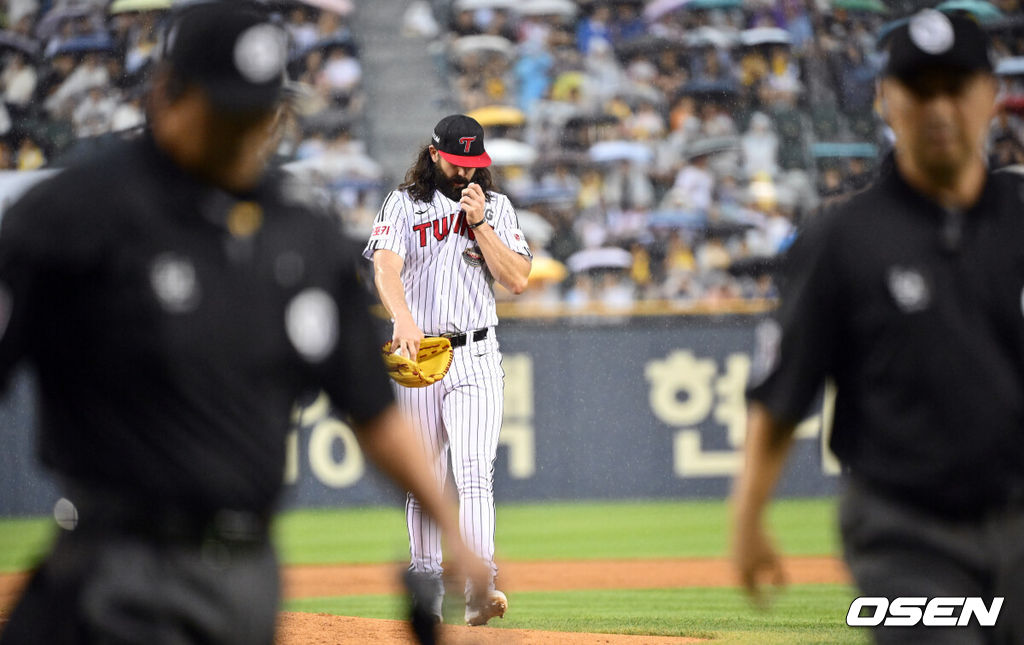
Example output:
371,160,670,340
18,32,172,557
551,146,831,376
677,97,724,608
731,9,1024,645
0,3,488,644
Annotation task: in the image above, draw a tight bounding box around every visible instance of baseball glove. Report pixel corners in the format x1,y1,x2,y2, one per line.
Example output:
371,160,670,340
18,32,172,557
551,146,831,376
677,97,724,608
381,337,453,388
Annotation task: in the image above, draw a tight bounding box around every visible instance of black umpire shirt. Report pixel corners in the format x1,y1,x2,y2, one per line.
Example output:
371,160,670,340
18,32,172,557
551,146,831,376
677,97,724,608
750,157,1024,518
0,133,394,515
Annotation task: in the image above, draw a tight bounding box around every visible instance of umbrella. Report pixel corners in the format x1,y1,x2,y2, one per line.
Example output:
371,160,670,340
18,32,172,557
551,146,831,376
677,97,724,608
51,34,117,58
564,113,621,129
517,210,555,247
810,142,878,158
727,255,782,278
648,210,706,228
643,0,686,21
528,256,568,283
875,18,908,46
936,0,1003,23
516,0,579,17
0,30,41,58
534,149,589,170
300,0,355,14
588,140,654,164
486,138,538,166
614,84,665,107
455,0,517,10
645,0,739,19
450,35,516,59
739,27,792,47
676,79,741,102
567,247,633,273
691,0,743,8
830,0,888,13
109,0,171,14
685,136,739,159
996,57,1024,77
35,5,96,40
684,26,739,49
467,105,526,127
514,185,578,206
614,34,687,58
300,34,358,58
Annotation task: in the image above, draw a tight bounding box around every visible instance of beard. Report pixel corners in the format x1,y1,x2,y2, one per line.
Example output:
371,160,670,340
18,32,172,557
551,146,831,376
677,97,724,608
432,163,469,203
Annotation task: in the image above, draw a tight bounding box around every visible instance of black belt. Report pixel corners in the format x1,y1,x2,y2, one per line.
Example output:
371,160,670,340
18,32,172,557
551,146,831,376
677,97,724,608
442,328,489,348
60,484,270,546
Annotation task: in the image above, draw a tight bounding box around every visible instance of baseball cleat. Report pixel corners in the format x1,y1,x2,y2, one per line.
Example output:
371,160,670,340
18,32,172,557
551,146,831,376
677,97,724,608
464,589,507,626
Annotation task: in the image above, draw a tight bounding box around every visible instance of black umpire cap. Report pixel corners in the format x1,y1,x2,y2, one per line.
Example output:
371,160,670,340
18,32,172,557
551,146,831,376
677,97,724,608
881,9,994,80
162,1,288,112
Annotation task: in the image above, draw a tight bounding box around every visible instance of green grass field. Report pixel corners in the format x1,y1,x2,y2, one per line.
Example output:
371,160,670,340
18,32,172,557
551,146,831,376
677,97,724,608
0,499,866,643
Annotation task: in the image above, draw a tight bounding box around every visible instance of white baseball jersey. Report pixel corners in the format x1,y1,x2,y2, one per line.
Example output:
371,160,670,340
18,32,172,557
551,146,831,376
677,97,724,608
362,187,531,335
363,184,530,609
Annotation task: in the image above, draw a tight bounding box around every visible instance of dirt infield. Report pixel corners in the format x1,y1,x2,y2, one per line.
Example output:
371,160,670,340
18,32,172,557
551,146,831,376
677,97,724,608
1,556,849,643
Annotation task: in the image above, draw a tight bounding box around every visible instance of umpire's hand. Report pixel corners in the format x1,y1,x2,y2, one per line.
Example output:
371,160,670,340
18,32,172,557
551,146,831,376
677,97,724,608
732,514,787,607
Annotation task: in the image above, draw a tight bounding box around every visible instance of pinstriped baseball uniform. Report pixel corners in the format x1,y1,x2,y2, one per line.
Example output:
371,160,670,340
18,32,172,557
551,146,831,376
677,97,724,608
363,186,531,586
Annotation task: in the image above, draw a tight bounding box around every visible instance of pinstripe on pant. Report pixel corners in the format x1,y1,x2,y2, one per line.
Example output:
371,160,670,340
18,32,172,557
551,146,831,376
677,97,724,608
396,335,503,585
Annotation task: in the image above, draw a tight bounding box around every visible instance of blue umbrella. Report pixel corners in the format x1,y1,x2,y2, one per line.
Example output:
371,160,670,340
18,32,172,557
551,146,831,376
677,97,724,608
935,0,1003,23
810,142,878,159
648,210,707,229
51,34,116,58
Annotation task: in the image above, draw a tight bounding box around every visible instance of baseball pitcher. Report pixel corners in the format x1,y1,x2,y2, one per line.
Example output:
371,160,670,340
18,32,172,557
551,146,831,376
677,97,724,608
364,114,531,626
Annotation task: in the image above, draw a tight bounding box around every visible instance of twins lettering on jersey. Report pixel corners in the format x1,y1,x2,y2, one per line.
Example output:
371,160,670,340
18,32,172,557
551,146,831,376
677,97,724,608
413,211,476,247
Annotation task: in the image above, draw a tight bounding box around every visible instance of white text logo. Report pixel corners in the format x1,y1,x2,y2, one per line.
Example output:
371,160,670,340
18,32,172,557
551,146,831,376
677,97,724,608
846,597,1003,627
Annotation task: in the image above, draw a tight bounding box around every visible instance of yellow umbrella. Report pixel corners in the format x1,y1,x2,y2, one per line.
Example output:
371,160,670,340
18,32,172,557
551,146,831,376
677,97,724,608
110,0,171,13
528,256,568,284
550,72,583,101
467,105,526,128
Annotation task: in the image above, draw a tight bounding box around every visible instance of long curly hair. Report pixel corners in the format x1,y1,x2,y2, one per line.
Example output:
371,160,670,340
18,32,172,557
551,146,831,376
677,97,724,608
399,144,495,204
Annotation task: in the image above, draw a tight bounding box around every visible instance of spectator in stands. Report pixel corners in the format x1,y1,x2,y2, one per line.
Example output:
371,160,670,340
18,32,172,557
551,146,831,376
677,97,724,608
45,52,111,119
286,7,318,52
741,111,779,179
833,42,877,138
110,90,145,132
515,39,553,112
317,46,361,97
668,152,715,214
451,9,479,37
16,134,45,170
843,157,872,192
577,3,612,55
71,85,116,138
1,53,37,108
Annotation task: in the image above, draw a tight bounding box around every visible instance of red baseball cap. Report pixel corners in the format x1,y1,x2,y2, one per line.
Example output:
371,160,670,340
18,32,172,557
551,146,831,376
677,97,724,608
431,114,491,168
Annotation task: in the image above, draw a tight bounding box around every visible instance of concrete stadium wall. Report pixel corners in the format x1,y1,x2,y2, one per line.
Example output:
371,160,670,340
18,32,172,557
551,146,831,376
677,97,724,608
0,316,839,516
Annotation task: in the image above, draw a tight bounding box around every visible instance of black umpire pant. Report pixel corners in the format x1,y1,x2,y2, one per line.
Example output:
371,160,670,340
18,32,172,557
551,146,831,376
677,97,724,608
0,497,279,645
840,477,1024,645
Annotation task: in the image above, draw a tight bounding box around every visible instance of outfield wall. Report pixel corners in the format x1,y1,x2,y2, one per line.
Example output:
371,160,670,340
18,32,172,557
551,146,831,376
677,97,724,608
0,315,839,516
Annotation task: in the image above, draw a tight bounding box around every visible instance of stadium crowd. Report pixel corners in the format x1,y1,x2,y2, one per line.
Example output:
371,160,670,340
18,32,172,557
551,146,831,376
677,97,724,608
414,0,1024,306
0,0,1023,308
0,0,375,203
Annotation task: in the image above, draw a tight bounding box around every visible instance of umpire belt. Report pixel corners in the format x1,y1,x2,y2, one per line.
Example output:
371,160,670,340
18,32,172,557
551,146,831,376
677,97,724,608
441,328,489,349
60,485,270,546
